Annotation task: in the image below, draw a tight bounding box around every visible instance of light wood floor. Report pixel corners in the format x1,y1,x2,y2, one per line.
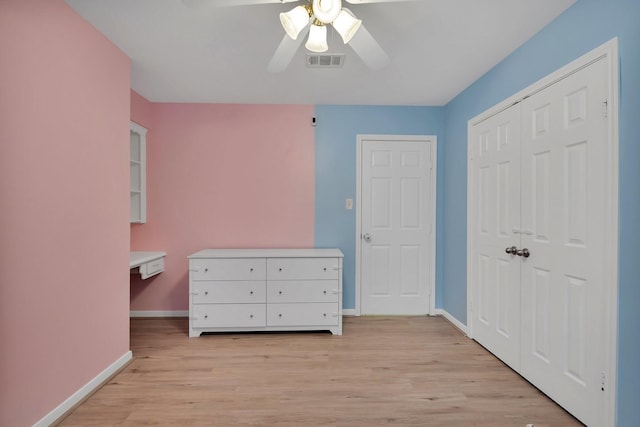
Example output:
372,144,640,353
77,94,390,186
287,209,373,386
58,316,582,426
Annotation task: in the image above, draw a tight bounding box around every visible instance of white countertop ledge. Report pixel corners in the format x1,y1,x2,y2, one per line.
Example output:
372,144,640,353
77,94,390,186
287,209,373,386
130,251,167,269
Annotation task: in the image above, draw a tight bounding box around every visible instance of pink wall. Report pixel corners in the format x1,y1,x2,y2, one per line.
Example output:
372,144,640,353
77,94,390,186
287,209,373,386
130,103,315,311
0,1,131,425
131,89,154,129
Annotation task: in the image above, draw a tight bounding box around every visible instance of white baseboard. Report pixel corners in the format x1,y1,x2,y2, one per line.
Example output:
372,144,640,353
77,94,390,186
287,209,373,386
435,309,468,336
342,309,357,316
33,351,132,427
130,310,188,318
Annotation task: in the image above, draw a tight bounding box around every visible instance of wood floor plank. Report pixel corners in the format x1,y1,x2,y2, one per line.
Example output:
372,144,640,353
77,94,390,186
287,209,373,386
58,316,582,426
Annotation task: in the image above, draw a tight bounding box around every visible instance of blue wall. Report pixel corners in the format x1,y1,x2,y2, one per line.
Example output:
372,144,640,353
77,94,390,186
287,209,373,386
314,105,445,310
315,2,639,424
442,0,640,425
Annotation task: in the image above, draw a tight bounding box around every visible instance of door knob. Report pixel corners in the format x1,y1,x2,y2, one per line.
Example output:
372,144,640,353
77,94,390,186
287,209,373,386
517,248,530,258
505,246,517,255
363,233,372,242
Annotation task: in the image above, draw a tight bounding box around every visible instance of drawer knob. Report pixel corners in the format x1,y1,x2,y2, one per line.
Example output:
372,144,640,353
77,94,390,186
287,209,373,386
250,314,254,318
323,267,327,271
204,268,208,272
323,290,327,294
204,315,208,319
323,313,327,317
250,268,254,272
250,291,254,295
278,314,282,318
278,268,282,272
279,291,283,295
204,291,208,295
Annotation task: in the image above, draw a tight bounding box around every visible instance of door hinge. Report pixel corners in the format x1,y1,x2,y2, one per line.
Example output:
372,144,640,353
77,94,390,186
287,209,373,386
603,100,608,118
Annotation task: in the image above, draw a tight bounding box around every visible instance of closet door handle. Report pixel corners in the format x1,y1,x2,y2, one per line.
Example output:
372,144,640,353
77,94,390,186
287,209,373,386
517,248,530,258
505,246,517,255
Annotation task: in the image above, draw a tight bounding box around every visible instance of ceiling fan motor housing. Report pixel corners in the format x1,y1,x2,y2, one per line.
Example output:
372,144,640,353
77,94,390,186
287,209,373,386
313,0,342,24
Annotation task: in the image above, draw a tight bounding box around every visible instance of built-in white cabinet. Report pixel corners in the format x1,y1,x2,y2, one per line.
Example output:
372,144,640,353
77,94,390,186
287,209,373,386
130,121,147,223
188,249,344,337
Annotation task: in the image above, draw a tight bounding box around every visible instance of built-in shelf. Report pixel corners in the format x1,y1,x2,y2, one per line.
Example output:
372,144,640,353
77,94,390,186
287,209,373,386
130,121,147,223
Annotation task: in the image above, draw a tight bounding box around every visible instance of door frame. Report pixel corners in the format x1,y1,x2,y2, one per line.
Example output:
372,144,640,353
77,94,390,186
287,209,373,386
466,38,619,426
355,134,437,316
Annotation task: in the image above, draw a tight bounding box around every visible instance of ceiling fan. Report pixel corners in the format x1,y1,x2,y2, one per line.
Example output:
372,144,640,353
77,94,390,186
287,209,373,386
182,0,410,72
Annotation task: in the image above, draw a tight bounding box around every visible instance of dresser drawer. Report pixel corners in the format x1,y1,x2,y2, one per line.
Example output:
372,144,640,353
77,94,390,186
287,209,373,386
192,304,266,328
267,281,339,303
192,281,266,304
191,258,266,281
267,303,339,327
266,258,339,280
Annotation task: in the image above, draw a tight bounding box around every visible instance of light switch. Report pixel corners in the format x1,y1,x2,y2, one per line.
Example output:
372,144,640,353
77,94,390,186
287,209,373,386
345,199,353,210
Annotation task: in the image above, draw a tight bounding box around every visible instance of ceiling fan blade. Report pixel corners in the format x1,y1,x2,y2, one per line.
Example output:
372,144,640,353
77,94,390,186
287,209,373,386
182,0,298,9
267,27,309,73
347,23,389,69
345,0,414,3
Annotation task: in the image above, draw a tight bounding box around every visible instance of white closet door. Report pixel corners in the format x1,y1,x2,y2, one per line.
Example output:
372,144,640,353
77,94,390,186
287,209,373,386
519,57,608,426
469,104,522,370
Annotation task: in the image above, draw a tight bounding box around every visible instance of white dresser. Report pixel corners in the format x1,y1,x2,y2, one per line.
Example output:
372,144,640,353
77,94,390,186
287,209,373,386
188,249,344,337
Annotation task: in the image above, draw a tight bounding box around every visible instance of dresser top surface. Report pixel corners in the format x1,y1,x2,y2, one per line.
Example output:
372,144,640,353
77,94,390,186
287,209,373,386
188,248,344,259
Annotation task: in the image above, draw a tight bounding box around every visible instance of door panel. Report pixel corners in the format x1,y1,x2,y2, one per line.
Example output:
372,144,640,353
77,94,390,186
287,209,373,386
470,104,522,370
469,53,613,426
519,57,608,426
361,138,434,315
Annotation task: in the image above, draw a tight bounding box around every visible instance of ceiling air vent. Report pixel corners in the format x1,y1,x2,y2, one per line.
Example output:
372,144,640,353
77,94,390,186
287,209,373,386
306,53,345,68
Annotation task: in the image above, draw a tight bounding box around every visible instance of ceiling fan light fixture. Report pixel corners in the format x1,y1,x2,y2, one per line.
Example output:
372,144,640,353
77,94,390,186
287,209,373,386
332,8,362,44
305,23,329,53
312,0,342,24
280,5,311,40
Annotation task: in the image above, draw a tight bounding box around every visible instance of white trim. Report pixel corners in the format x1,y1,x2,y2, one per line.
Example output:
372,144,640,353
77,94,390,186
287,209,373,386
466,113,475,340
602,38,619,427
355,135,363,316
342,309,357,316
355,134,437,316
466,38,619,427
129,310,188,318
435,309,468,336
33,351,132,427
430,140,438,315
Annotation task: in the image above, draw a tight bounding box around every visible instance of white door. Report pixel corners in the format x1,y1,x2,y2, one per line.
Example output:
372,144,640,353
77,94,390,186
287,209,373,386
519,57,608,427
469,56,611,426
469,103,522,370
359,136,435,315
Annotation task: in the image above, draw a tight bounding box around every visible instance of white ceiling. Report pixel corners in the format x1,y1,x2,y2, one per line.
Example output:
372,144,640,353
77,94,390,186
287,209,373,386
65,0,575,106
